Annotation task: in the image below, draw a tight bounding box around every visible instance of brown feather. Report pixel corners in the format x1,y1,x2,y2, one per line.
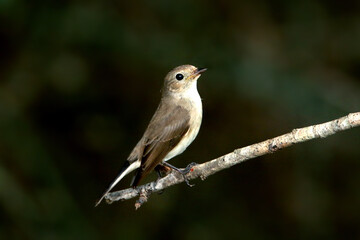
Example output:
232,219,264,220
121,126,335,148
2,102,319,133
129,99,191,187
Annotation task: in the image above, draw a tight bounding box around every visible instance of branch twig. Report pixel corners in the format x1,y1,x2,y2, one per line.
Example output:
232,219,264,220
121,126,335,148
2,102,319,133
104,112,360,209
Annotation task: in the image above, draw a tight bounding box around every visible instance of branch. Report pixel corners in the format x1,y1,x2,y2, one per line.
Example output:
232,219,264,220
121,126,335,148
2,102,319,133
104,112,360,209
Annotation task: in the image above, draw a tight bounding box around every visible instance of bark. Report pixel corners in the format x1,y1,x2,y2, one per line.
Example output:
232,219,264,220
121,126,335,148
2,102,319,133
102,112,360,209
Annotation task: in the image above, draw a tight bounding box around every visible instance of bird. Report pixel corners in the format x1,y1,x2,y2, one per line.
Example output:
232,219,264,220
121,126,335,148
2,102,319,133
95,65,206,206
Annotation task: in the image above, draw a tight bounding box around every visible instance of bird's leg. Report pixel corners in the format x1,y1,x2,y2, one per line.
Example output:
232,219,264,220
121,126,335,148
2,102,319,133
155,167,162,179
154,164,172,194
162,162,196,187
154,164,172,179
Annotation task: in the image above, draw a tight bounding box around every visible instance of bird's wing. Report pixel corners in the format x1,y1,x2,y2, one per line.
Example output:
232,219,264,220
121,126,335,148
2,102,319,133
129,100,190,187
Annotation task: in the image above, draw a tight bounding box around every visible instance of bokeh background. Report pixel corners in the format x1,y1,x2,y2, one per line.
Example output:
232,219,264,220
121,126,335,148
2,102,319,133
1,0,360,239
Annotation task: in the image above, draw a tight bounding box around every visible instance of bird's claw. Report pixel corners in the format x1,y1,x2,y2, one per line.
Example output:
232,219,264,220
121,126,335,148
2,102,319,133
181,162,197,187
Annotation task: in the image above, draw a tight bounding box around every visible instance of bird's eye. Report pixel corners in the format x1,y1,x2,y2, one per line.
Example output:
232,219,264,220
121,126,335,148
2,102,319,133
175,73,184,81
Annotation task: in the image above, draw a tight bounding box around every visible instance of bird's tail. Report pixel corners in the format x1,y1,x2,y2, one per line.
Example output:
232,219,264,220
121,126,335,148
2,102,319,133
95,160,141,207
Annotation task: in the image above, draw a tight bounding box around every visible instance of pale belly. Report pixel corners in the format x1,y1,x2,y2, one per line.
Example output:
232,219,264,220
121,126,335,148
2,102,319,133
164,95,202,161
163,114,202,161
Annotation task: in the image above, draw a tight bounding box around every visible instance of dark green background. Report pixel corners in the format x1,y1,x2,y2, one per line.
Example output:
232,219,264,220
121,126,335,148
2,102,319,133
1,0,360,239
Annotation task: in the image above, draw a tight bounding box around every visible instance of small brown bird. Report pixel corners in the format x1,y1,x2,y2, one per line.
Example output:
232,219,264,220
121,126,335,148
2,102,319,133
95,65,206,206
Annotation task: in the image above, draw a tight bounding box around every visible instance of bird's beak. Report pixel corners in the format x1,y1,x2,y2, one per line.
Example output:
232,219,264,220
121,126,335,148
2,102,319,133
195,67,207,75
191,67,207,78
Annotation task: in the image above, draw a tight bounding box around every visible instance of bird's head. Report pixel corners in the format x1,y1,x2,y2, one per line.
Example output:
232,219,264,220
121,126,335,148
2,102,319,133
163,65,206,94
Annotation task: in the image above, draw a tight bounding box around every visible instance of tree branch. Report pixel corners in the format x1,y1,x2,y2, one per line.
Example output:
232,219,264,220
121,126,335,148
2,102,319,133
104,112,360,209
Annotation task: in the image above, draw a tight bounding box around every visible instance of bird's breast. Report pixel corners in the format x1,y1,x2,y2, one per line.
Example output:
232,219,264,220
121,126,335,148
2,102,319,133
163,86,202,161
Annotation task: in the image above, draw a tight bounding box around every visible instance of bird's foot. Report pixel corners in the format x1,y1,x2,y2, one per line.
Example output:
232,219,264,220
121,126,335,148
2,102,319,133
162,162,197,187
182,162,198,174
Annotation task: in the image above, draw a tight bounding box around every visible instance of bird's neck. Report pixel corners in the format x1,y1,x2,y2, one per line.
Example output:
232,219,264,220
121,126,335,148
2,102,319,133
164,82,200,101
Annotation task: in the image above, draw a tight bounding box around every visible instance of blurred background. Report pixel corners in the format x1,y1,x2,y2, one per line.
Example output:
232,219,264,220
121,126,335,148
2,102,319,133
1,0,360,239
